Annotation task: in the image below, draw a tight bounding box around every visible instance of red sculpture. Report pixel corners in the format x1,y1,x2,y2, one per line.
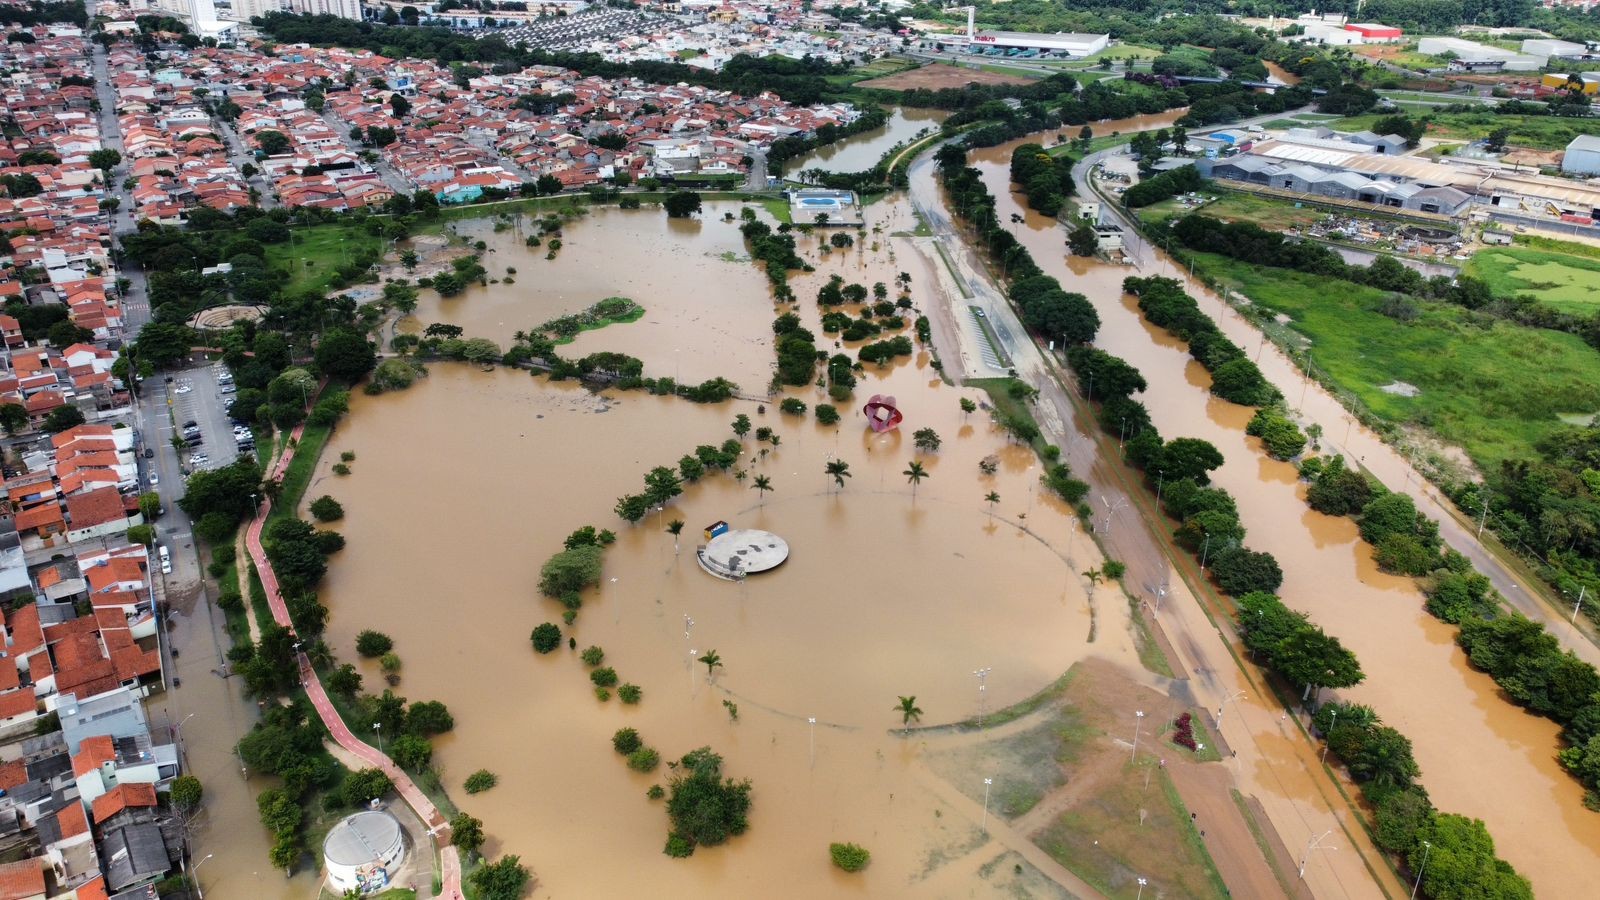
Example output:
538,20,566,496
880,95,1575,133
862,394,903,433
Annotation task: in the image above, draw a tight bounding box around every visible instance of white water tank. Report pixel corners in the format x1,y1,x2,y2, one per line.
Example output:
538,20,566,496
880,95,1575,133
323,809,405,894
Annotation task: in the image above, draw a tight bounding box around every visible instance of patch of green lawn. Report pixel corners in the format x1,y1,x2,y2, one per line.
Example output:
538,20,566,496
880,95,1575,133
1194,252,1600,472
267,225,386,295
1465,245,1600,315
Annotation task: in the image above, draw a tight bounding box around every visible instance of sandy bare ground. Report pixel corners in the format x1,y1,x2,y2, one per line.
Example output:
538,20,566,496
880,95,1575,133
859,65,1035,91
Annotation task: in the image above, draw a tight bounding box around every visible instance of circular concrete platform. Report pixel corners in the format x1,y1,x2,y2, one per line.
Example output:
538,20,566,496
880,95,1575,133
697,529,789,581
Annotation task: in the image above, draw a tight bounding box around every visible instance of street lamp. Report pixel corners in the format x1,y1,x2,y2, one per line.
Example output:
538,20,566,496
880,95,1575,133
1200,532,1212,570
1410,840,1433,899
1299,829,1337,879
981,777,994,834
1217,691,1244,728
191,853,215,900
1136,877,1148,900
973,667,992,727
1130,710,1145,763
808,717,817,768
1321,707,1338,767
373,722,382,756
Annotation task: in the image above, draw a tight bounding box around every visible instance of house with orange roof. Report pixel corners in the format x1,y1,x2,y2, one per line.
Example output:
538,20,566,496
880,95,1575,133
70,731,177,810
64,487,139,545
0,858,45,900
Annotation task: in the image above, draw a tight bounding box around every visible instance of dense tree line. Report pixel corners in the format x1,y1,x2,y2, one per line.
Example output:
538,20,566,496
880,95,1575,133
1123,164,1201,208
0,1,85,26
1009,143,1075,217
938,145,1098,345
1123,276,1278,406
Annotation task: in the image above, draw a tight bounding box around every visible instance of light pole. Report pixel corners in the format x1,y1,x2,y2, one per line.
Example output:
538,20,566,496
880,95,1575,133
1130,710,1145,763
1136,877,1148,900
1570,585,1588,625
808,717,817,768
1410,840,1432,899
1151,583,1167,614
1200,532,1212,570
1299,829,1337,879
192,852,214,899
373,722,382,756
973,667,992,727
689,649,698,692
1217,691,1244,728
1155,469,1165,508
981,777,993,834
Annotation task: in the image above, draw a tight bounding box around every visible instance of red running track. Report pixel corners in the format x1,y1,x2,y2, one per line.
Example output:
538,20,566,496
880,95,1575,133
246,419,466,898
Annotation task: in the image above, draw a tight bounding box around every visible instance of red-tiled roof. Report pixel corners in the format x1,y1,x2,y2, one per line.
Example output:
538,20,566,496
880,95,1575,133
71,735,114,779
54,800,89,840
0,688,36,721
0,858,44,900
90,783,156,825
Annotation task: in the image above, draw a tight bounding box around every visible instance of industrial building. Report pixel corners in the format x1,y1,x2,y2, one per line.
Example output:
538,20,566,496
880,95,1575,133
1541,72,1600,94
969,30,1109,56
1416,36,1543,71
1198,130,1600,225
1563,135,1600,176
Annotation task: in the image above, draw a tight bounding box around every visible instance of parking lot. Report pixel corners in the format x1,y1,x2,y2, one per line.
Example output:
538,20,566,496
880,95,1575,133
153,364,252,481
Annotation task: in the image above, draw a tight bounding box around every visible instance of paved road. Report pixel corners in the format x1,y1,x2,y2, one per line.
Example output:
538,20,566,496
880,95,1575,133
245,414,465,899
319,108,415,197
744,149,768,190
210,115,277,210
91,43,153,336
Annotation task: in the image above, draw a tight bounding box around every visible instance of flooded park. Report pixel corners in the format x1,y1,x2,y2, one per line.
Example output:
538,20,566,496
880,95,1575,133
186,103,1600,899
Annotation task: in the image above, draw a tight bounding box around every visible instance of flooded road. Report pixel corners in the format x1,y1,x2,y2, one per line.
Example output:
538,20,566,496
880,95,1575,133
410,203,777,390
1263,61,1302,87
966,128,1600,897
160,592,313,898
788,106,949,174
312,196,1141,895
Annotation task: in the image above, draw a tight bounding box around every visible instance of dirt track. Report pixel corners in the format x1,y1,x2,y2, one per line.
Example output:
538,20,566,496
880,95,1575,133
859,65,1035,91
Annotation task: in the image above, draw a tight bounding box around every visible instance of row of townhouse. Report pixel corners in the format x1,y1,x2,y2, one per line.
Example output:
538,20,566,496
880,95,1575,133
0,344,126,434
6,424,144,555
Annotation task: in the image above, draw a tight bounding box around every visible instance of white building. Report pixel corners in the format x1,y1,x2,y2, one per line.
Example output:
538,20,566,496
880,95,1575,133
324,810,407,894
1562,135,1600,176
287,0,360,20
970,30,1109,56
1416,36,1543,71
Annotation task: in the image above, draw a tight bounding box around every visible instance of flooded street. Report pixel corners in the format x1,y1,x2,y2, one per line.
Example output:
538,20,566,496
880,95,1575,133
967,129,1600,896
788,106,949,174
310,195,1144,895
161,592,314,898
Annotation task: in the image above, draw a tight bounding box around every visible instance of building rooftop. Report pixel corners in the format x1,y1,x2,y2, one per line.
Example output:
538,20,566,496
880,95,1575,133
323,810,403,867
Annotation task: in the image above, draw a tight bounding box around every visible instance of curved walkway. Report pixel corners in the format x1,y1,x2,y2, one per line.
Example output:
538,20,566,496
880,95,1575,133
245,420,466,899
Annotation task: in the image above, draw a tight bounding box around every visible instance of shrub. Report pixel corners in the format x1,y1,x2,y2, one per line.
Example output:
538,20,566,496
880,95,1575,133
815,404,840,425
648,784,665,800
309,495,344,522
613,728,641,754
539,544,604,597
1172,712,1198,751
619,683,642,704
581,646,605,666
779,398,806,415
530,623,562,654
830,842,871,872
590,666,619,687
332,463,351,476
595,687,611,701
1211,547,1283,596
464,770,498,794
379,652,402,673
355,630,392,658
628,747,661,772
664,832,695,857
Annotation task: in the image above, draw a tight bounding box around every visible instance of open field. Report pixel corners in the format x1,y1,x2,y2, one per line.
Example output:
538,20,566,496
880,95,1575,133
1138,189,1327,232
1191,252,1600,472
1329,110,1595,152
268,224,387,295
858,63,1036,90
1466,244,1600,314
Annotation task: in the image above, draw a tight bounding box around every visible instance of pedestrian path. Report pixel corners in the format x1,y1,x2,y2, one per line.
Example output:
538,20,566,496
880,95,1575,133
245,418,466,899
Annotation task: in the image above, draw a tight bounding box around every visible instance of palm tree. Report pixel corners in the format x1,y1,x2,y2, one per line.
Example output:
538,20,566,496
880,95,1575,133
903,460,928,501
896,695,923,726
700,649,723,683
985,491,1000,518
752,474,773,506
1082,568,1104,586
826,459,851,493
666,519,684,554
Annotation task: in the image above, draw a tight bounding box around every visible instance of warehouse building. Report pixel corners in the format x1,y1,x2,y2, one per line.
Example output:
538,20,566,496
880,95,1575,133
1562,135,1600,176
969,30,1109,56
1416,36,1543,71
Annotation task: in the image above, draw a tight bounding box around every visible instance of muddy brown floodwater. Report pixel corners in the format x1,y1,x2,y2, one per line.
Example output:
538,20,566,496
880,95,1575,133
968,130,1600,896
789,106,951,174
310,196,1150,895
407,203,778,390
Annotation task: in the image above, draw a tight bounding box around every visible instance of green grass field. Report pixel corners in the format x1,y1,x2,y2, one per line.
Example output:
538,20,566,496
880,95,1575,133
1329,110,1595,152
267,225,387,296
1466,245,1600,314
1192,252,1600,472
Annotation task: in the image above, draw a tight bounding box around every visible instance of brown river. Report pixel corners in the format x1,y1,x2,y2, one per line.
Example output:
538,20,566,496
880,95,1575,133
967,126,1600,897
789,106,951,174
310,200,1145,896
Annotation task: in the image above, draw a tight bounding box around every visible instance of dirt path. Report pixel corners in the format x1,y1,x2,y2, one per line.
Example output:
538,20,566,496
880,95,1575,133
234,527,261,643
1168,760,1300,899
